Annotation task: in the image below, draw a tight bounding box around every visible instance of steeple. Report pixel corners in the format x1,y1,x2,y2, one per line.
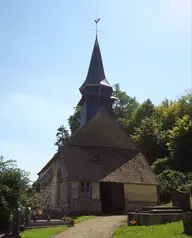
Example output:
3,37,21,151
78,20,116,127
79,36,111,92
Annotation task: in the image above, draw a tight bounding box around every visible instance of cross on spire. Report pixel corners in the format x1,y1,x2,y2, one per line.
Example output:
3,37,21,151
95,18,100,36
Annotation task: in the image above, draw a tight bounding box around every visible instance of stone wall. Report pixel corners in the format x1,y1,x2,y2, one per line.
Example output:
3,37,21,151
39,166,53,207
124,184,158,202
92,182,100,199
72,199,101,213
124,184,158,211
71,181,101,213
39,157,70,212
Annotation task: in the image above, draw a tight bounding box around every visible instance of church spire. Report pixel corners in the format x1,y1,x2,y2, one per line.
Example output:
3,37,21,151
79,20,111,92
78,19,116,127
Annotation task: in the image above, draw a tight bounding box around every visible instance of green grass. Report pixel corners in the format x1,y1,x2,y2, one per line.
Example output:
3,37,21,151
20,215,96,238
71,215,96,224
20,226,68,238
113,221,191,238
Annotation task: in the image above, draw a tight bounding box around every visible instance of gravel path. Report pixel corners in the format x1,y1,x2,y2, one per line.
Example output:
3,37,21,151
55,215,127,238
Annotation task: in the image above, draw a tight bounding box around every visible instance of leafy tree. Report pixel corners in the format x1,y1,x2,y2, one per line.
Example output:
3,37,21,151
0,157,34,232
113,83,139,119
167,115,192,172
113,84,139,134
68,106,81,134
32,180,40,193
55,125,70,151
151,157,172,174
158,169,187,203
24,186,40,208
131,117,168,164
130,99,155,129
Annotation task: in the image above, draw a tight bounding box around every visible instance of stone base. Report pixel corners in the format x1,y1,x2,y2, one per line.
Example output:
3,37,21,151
183,212,192,235
128,212,184,226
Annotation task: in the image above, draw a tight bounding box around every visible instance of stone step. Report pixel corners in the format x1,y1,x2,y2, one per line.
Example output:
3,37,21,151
28,220,66,227
27,224,66,229
150,209,183,213
141,206,180,210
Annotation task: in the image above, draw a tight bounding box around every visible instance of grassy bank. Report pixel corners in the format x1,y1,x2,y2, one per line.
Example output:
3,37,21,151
113,221,191,238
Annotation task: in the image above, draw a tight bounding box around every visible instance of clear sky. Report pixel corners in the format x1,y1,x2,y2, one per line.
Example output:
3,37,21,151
0,0,191,181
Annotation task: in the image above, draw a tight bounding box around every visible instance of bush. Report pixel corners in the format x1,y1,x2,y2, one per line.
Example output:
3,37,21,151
151,157,172,174
158,169,187,203
178,184,192,193
62,217,74,226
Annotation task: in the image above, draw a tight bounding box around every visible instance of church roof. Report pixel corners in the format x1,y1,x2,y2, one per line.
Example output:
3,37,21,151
62,146,158,185
38,109,158,185
67,108,135,149
37,152,59,176
62,109,158,185
79,36,111,92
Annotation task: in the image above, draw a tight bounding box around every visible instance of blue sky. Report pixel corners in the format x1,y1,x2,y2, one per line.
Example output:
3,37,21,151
0,0,191,181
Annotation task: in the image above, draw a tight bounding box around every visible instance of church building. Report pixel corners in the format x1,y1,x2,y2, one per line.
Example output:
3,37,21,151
38,31,159,215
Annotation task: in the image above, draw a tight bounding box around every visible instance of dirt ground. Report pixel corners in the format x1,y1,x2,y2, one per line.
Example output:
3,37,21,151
55,215,127,238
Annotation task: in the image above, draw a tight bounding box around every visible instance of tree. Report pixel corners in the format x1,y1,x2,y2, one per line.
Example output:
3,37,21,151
113,84,139,134
130,99,155,129
151,157,172,174
55,125,70,151
0,157,33,232
167,115,192,172
68,106,81,134
131,117,168,164
158,169,187,202
113,83,139,119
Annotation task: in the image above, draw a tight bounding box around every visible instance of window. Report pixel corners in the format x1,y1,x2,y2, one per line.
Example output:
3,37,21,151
79,182,92,198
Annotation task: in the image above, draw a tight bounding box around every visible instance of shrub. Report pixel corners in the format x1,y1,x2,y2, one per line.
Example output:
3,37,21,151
151,157,172,174
158,169,187,203
62,217,74,226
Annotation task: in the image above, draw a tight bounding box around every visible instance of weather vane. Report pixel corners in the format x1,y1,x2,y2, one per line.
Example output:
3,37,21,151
95,18,100,36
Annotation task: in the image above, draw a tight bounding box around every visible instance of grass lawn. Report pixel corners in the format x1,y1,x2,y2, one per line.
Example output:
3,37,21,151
20,226,68,238
20,215,96,238
113,221,191,238
71,215,96,224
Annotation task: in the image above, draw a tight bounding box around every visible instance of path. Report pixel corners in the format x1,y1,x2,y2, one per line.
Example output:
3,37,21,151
55,215,127,238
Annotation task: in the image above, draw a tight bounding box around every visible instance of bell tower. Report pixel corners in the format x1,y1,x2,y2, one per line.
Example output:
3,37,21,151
78,20,116,127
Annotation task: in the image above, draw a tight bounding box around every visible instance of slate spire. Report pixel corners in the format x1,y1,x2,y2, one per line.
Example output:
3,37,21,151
78,23,116,127
79,36,111,92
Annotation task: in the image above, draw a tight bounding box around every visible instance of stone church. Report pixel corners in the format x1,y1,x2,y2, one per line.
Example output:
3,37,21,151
38,34,159,215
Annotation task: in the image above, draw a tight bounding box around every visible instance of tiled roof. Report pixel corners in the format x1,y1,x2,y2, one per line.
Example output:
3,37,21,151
63,146,158,185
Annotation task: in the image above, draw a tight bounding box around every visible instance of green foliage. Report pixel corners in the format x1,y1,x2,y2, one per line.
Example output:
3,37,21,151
158,170,189,202
131,117,168,164
167,115,192,172
55,125,70,151
131,99,155,128
0,157,40,232
113,84,139,119
68,106,81,134
113,221,190,238
113,83,139,135
151,157,171,174
0,157,30,210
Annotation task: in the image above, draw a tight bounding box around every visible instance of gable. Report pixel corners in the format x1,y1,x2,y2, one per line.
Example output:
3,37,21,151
67,109,135,149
